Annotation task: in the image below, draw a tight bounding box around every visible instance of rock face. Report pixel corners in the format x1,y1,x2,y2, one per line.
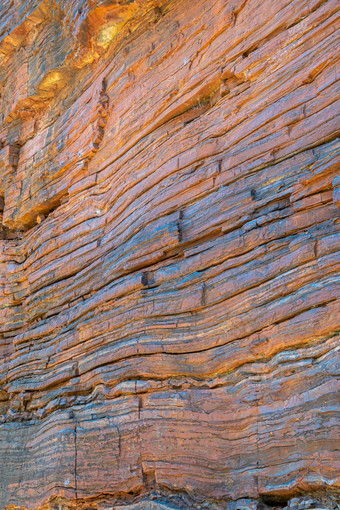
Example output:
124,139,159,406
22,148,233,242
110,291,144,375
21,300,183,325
0,0,339,509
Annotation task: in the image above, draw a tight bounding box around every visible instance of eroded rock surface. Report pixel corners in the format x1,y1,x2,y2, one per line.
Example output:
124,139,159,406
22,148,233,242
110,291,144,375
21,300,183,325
0,0,339,509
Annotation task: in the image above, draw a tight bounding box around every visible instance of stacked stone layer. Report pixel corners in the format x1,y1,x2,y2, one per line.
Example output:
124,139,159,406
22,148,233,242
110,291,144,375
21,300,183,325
0,0,339,509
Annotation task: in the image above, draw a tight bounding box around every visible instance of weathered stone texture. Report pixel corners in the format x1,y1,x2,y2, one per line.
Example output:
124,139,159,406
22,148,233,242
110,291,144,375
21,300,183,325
0,0,339,509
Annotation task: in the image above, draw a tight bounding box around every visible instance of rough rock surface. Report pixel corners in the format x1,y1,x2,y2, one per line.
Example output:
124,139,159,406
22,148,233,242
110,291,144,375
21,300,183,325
0,0,339,509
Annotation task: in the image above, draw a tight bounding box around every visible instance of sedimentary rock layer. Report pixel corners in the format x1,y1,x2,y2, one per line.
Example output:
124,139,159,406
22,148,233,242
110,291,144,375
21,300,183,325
0,0,339,509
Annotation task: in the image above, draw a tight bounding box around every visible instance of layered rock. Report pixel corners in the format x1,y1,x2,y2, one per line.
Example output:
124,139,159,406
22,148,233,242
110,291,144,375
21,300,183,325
0,0,339,509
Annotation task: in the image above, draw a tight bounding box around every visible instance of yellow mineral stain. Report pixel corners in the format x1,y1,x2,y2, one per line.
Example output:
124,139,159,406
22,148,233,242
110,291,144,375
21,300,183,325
97,25,119,48
38,71,65,91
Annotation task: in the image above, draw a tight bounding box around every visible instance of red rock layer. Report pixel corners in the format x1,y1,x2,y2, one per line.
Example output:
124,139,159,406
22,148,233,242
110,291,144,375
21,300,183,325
0,0,339,509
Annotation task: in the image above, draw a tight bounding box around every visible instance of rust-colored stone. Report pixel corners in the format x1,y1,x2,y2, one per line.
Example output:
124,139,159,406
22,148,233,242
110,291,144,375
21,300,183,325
0,0,339,509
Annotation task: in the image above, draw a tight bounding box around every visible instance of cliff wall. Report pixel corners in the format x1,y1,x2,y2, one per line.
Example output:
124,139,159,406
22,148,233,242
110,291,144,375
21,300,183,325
0,1,339,509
